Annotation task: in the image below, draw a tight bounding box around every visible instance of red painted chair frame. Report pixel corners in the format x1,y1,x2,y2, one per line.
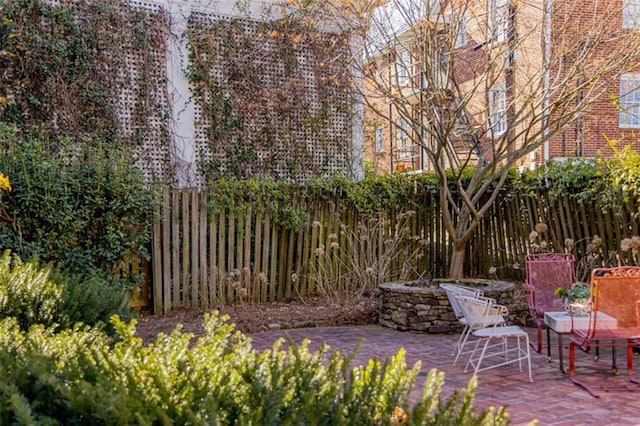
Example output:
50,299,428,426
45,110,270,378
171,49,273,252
568,266,640,398
524,253,575,355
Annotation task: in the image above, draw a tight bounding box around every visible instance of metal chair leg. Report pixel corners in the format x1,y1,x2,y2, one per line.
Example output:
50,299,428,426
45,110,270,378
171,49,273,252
569,341,600,398
546,325,552,362
453,323,477,365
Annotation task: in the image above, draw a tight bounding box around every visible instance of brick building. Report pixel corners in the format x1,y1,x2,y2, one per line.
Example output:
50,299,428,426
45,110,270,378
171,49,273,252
363,0,640,175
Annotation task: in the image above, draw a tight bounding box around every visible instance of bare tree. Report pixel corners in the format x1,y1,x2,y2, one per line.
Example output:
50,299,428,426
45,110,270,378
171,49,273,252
289,0,640,277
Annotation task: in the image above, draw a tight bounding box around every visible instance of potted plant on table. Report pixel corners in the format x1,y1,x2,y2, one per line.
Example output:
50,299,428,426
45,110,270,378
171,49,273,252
554,282,590,316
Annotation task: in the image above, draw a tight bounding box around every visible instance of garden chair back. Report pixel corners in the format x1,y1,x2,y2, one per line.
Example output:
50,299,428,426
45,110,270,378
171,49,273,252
439,283,504,364
524,252,575,353
439,283,483,322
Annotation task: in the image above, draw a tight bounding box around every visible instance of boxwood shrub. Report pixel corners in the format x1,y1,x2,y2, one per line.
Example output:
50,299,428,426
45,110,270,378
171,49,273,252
0,251,132,333
0,313,510,425
0,250,512,424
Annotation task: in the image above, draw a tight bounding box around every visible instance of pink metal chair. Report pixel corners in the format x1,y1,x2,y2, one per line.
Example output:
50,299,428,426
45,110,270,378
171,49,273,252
569,266,640,397
524,253,575,355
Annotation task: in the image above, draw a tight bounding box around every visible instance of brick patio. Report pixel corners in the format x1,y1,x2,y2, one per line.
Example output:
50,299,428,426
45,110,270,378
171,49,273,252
248,325,640,425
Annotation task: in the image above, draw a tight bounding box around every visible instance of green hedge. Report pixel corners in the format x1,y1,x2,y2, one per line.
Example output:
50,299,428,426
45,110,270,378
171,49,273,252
0,255,512,424
0,313,510,425
0,125,155,289
0,251,132,333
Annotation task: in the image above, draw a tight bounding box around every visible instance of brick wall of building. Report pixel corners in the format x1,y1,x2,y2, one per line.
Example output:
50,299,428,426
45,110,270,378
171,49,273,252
363,0,640,174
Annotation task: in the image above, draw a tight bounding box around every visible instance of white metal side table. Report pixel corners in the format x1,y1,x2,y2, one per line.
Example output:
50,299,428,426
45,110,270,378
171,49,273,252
543,311,618,372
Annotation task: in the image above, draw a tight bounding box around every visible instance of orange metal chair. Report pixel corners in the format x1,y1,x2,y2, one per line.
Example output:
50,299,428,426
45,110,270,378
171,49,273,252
524,253,575,356
569,266,640,397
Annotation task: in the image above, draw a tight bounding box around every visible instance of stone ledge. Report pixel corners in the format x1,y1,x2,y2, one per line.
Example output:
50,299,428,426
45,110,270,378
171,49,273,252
379,279,526,333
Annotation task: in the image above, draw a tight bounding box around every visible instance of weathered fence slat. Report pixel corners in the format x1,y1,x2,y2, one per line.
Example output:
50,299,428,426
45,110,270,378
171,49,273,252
199,191,208,308
171,189,181,308
253,209,263,302
307,201,320,297
218,210,227,304
294,199,306,297
209,209,218,306
244,207,252,301
269,219,278,302
181,190,191,307
277,225,288,300
152,204,163,314
227,213,235,304
190,189,199,308
261,210,271,303
161,189,171,313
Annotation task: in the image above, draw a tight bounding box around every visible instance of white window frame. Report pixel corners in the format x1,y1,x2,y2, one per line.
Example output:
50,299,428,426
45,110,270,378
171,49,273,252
489,84,507,136
620,73,640,128
396,117,410,158
396,48,411,86
488,0,508,44
375,125,384,153
375,70,384,87
455,13,467,48
433,47,449,89
623,0,640,29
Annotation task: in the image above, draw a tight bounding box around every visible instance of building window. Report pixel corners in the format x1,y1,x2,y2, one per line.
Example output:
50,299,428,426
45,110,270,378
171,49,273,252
396,48,410,86
489,84,507,135
623,0,640,29
375,70,384,87
396,117,410,158
433,47,449,88
620,73,640,128
488,0,508,43
375,126,384,153
454,13,467,48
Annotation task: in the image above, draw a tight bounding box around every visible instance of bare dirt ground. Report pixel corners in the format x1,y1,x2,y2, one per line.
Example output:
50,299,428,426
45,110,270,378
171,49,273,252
135,295,379,342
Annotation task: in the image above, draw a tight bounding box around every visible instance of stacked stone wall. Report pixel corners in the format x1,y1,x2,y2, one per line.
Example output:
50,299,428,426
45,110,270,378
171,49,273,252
378,280,529,333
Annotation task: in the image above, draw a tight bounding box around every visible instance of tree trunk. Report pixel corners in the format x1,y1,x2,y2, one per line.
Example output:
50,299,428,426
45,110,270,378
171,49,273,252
449,243,466,279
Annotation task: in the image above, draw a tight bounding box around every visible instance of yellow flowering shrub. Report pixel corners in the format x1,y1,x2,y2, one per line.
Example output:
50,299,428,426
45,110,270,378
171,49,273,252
0,172,10,192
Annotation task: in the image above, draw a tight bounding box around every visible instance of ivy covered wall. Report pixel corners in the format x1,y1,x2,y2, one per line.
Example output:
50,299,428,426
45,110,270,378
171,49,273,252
186,9,355,182
0,0,357,185
0,0,173,183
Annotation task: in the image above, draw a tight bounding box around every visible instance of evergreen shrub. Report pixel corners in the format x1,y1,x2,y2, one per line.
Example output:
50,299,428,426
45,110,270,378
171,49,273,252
0,251,61,330
0,125,155,290
0,251,132,332
0,313,511,425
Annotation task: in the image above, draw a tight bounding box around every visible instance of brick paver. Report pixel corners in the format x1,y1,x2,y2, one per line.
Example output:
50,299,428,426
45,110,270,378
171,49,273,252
248,325,640,425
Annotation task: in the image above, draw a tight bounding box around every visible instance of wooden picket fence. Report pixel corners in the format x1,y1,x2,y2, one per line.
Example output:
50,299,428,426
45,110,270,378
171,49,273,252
150,187,434,314
148,186,639,314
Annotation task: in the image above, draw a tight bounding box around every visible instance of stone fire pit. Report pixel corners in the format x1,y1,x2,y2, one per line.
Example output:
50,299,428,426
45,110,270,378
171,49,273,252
378,278,526,333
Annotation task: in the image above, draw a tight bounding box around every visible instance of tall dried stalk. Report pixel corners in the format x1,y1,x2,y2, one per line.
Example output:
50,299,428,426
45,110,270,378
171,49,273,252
308,211,426,303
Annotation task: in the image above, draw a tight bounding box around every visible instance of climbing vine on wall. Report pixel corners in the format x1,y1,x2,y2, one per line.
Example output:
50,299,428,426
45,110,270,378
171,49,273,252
186,6,355,183
0,0,172,183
